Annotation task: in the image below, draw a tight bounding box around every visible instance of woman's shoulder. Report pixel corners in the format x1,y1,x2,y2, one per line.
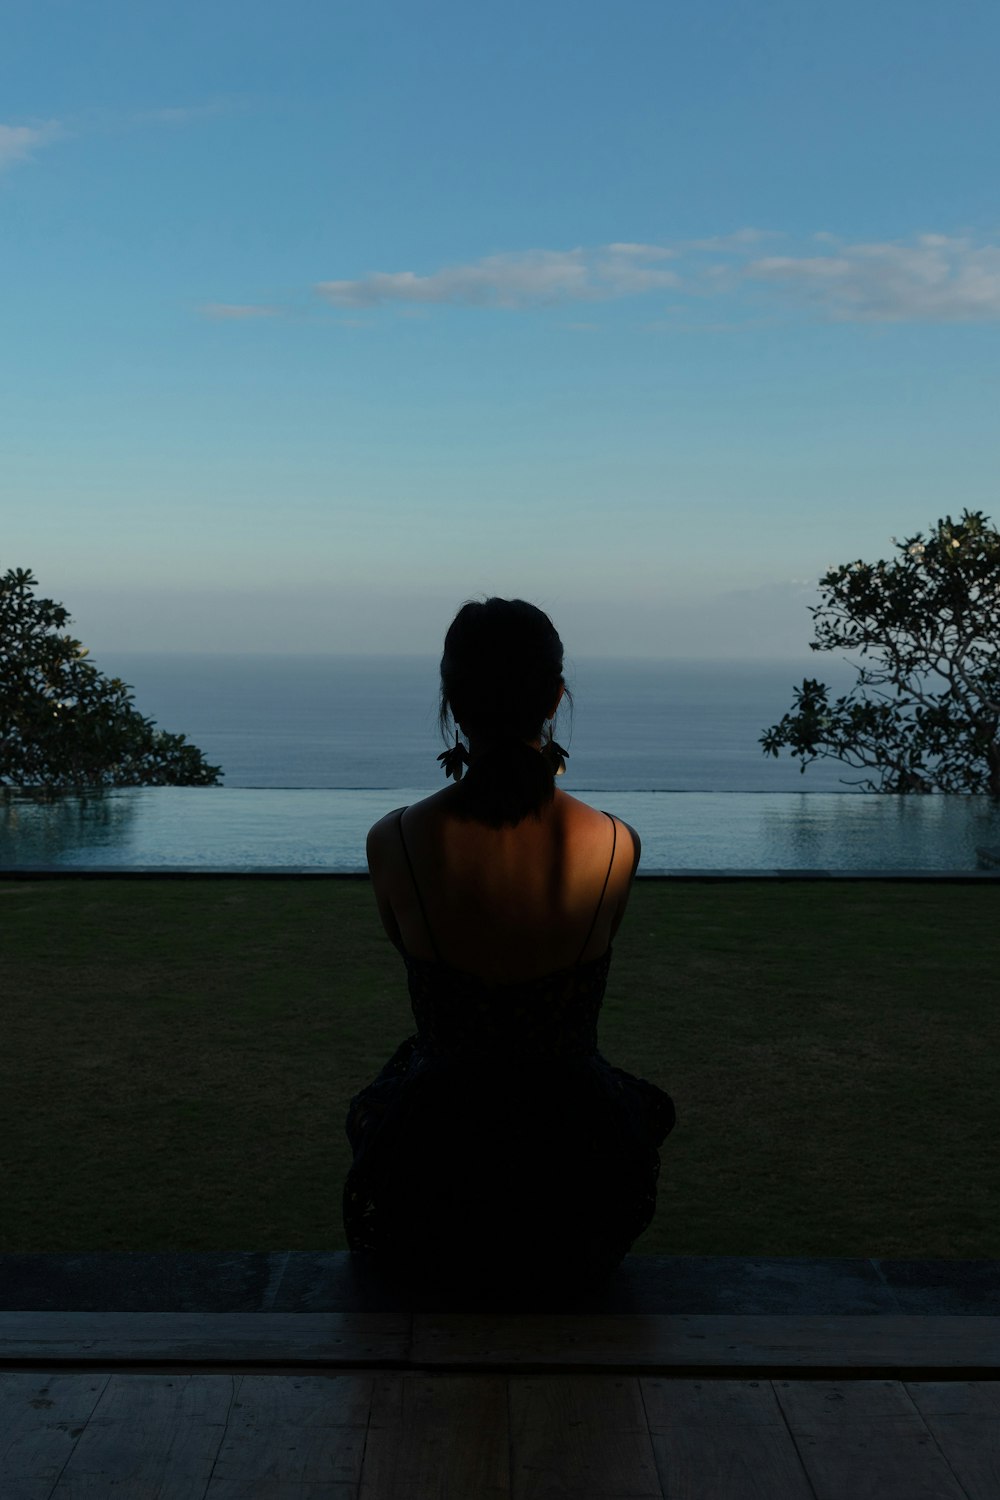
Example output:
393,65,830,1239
555,792,641,861
366,789,456,852
368,804,405,833
366,806,406,871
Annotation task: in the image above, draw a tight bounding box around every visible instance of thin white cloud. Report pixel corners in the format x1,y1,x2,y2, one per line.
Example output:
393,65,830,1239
318,250,594,309
313,233,774,312
240,230,1000,326
596,249,681,295
199,303,281,320
0,121,63,172
746,234,1000,322
315,244,692,309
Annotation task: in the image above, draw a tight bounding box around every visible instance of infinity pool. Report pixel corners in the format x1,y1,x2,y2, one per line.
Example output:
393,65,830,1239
3,788,1000,872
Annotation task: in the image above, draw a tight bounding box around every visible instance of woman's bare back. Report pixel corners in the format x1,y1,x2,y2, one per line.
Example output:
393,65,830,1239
366,786,641,983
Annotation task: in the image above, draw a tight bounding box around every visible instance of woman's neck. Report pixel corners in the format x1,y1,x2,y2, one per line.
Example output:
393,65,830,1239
466,733,543,763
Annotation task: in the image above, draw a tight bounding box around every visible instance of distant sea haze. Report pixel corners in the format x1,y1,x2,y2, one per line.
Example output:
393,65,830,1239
93,653,865,794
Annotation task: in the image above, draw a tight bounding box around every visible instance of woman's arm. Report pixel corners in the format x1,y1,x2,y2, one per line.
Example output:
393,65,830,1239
607,818,641,941
366,810,407,954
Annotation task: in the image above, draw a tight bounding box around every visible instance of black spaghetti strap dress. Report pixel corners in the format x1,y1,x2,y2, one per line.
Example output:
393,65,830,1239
343,808,675,1297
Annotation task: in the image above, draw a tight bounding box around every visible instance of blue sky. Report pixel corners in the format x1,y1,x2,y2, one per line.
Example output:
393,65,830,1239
3,0,999,657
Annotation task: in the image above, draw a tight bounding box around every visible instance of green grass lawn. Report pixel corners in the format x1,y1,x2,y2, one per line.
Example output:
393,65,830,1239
1,877,997,1258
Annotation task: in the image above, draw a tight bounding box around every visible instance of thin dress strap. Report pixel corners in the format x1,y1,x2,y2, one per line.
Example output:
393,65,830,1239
397,808,443,961
575,812,617,966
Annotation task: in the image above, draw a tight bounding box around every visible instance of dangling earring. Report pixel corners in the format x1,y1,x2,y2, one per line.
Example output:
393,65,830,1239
542,730,569,776
437,729,470,782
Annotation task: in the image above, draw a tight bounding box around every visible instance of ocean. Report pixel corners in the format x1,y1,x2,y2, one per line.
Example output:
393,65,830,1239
5,653,999,870
85,652,864,793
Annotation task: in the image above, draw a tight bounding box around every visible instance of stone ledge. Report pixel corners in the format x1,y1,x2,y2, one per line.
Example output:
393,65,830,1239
1,1253,998,1317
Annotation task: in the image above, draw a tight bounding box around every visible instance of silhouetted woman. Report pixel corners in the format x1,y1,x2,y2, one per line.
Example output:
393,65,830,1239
343,598,675,1301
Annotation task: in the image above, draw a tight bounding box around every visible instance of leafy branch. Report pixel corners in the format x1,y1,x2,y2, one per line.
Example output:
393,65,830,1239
760,511,1000,796
1,566,222,788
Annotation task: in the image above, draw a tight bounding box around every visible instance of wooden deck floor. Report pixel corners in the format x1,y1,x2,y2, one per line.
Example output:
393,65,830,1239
3,1366,999,1500
3,1310,998,1498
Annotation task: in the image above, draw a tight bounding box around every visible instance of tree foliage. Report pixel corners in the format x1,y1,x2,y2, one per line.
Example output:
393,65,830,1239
760,510,1000,796
1,566,222,788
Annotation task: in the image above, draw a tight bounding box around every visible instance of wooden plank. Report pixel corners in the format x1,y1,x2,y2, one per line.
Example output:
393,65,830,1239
0,1374,111,1500
47,1373,229,1500
411,1313,1000,1370
773,1378,972,1500
0,1311,411,1366
508,1375,663,1499
510,1374,650,1432
203,1375,371,1499
906,1382,1000,1500
361,1373,510,1499
641,1375,788,1429
71,1371,236,1422
224,1372,374,1426
4,1309,999,1372
905,1380,1000,1417
904,1414,1000,1500
641,1379,816,1500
